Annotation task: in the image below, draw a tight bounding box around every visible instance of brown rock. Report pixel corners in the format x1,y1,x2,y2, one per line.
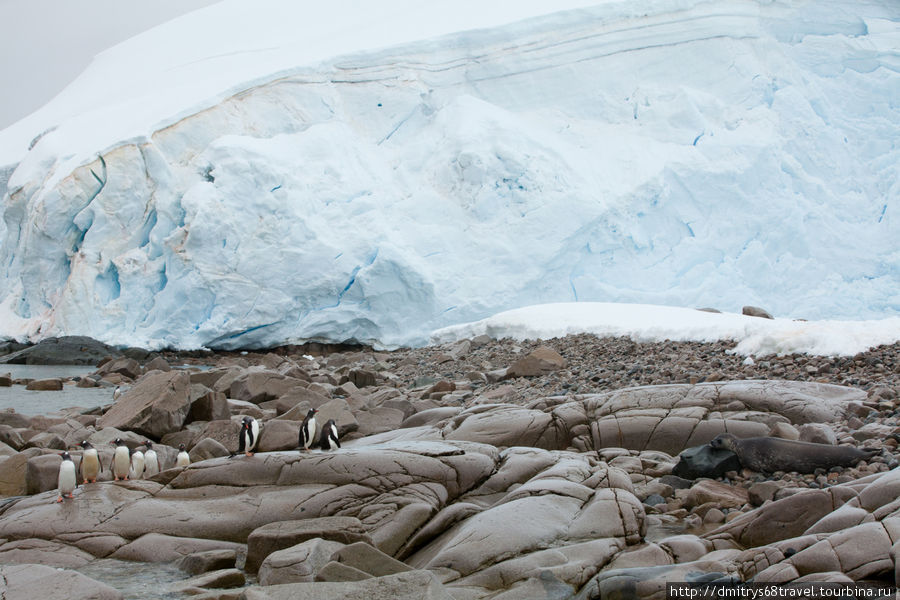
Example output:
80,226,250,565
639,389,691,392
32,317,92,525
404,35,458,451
257,420,303,452
178,549,238,575
0,373,12,387
246,517,373,574
97,356,143,380
98,370,193,438
0,448,41,496
331,542,413,577
506,346,566,378
742,306,774,319
259,538,345,585
27,453,65,494
188,391,231,423
0,563,123,600
111,533,245,563
144,356,172,372
315,561,372,582
170,568,245,593
25,378,64,391
190,437,231,462
684,480,748,510
0,410,31,429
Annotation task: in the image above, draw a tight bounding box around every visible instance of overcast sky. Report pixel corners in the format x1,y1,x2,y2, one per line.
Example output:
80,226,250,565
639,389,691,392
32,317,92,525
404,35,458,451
0,0,219,130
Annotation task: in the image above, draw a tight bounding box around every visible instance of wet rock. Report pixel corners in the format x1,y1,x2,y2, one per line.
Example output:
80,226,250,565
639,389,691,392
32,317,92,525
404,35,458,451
178,548,238,575
97,370,193,438
0,538,95,568
0,373,12,386
0,336,120,365
0,563,123,600
110,533,245,563
246,517,373,574
170,568,246,594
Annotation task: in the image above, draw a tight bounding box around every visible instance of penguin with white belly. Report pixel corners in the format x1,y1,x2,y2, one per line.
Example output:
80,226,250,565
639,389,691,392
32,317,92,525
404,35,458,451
319,419,340,450
78,440,102,483
299,409,318,452
129,448,145,480
111,438,131,481
176,443,190,467
57,451,76,502
143,441,160,478
238,416,259,456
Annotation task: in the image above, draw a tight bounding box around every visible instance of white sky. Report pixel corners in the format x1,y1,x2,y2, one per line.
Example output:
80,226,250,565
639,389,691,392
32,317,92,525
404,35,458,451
0,0,218,130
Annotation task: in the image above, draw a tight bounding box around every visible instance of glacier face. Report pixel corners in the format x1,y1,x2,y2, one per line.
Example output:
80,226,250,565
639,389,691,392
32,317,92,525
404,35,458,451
0,0,898,349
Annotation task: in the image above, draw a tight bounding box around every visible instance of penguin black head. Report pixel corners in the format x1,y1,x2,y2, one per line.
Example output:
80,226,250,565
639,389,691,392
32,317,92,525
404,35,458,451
59,451,73,461
79,440,93,450
241,416,255,429
306,408,318,419
179,443,186,451
144,440,153,449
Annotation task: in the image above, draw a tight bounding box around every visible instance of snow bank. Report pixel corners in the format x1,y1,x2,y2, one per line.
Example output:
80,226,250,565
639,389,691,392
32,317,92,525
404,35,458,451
431,302,900,356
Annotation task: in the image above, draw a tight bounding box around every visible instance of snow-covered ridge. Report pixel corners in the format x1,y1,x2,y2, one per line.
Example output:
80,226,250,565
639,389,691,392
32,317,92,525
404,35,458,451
432,303,900,357
0,0,898,350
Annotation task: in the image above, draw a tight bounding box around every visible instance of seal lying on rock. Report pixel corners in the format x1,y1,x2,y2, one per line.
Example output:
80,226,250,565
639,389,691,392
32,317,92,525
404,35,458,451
709,433,880,474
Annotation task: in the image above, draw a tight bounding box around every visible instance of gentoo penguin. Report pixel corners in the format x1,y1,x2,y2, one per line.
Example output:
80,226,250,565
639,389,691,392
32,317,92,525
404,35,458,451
113,385,122,401
319,419,340,451
129,448,145,480
176,443,190,468
238,416,260,456
78,440,101,483
57,451,76,502
111,438,131,481
143,441,160,478
298,408,318,451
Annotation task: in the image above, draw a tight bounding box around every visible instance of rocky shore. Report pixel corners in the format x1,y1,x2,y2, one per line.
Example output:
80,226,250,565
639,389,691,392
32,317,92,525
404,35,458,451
0,334,899,599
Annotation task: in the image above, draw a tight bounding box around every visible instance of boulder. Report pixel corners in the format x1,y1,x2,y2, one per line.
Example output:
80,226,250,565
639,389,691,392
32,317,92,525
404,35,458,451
25,378,64,391
0,336,120,365
111,533,244,563
798,423,838,445
0,563,123,600
505,346,566,378
188,391,231,423
348,369,377,388
96,357,142,381
27,453,66,494
258,538,346,585
170,568,245,594
0,448,41,496
246,517,373,574
97,370,193,438
24,432,66,450
257,420,303,452
742,306,774,319
178,549,238,575
684,480,748,510
190,437,231,462
0,410,31,429
144,356,172,372
332,542,413,577
0,424,27,450
0,538,95,568
315,561,371,582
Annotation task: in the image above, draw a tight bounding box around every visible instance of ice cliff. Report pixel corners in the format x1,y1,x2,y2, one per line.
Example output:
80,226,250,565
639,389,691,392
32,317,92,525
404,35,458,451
0,0,897,349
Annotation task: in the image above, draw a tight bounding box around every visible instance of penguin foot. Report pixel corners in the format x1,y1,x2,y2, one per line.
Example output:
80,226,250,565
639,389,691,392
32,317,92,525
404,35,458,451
56,496,63,503
246,452,254,457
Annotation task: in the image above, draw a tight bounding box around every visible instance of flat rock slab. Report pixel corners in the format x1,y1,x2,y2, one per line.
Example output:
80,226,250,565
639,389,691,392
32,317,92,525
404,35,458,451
98,370,192,438
242,570,454,600
0,563,123,600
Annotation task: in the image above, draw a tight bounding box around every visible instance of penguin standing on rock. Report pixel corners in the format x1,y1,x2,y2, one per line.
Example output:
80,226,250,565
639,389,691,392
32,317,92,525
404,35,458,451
143,441,159,478
299,408,318,451
238,416,260,456
113,386,122,401
111,438,131,481
129,448,145,480
78,441,102,483
319,419,340,450
176,443,190,467
57,451,76,502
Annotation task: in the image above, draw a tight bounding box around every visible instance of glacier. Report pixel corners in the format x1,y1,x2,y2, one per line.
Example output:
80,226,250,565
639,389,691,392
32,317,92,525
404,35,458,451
0,0,898,350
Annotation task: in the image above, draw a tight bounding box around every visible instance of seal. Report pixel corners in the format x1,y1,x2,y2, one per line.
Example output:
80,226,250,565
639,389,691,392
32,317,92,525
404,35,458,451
709,433,880,474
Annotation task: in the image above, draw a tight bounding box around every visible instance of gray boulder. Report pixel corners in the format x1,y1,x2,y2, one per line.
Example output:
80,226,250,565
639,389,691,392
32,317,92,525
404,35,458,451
97,370,193,438
0,563,123,600
246,517,373,573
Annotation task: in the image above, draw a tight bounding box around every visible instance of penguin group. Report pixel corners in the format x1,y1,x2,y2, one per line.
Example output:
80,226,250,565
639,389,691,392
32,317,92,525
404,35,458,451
57,412,342,502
